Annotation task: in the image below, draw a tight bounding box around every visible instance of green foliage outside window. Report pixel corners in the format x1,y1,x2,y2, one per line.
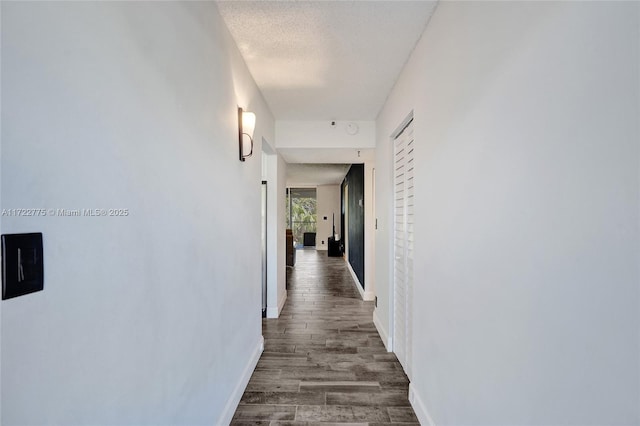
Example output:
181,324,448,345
287,189,317,247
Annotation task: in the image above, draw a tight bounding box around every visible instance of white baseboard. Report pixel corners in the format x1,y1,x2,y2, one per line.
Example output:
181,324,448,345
346,261,375,301
373,308,392,352
267,290,288,318
217,336,264,425
278,290,287,313
266,306,278,318
409,383,436,426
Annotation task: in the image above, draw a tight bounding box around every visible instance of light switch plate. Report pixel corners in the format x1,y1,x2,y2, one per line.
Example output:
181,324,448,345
2,233,44,300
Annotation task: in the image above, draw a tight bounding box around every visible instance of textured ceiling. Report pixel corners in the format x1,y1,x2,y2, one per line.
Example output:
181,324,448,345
286,163,352,186
217,1,437,120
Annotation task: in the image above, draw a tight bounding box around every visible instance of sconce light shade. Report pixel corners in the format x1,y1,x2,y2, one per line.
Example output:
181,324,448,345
239,107,256,162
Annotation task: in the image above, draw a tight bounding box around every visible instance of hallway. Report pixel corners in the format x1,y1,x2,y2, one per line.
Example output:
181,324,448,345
231,250,418,425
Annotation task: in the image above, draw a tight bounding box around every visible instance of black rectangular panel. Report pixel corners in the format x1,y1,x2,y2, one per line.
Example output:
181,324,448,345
2,233,44,300
342,164,365,287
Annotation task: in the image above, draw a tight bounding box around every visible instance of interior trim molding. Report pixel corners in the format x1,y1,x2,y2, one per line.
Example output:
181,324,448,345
373,308,392,351
346,260,364,296
217,336,264,425
409,383,436,426
278,290,287,313
346,261,375,301
267,290,287,318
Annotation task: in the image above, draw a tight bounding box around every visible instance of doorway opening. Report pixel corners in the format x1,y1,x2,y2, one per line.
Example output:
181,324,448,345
286,187,317,249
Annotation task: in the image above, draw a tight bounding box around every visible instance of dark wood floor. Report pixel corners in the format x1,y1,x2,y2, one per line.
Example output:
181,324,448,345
231,249,419,426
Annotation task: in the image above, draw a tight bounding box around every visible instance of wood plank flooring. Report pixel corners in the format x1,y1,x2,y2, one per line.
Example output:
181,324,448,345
231,249,419,426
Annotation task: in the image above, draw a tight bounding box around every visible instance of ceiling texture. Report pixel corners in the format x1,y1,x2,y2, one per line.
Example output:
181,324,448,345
218,1,437,185
217,0,438,121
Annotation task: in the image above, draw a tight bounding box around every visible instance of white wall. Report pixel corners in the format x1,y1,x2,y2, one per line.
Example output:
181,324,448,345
275,156,287,315
276,120,375,149
1,2,274,424
315,185,341,250
363,162,376,301
265,152,287,318
0,0,3,401
376,2,639,425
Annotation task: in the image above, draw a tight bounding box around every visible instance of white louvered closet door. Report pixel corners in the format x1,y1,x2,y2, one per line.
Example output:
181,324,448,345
393,119,414,378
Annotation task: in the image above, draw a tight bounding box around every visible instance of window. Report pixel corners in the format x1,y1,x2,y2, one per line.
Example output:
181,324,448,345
287,188,317,248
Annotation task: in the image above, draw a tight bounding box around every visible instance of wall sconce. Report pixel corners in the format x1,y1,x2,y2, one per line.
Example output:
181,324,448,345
238,107,256,162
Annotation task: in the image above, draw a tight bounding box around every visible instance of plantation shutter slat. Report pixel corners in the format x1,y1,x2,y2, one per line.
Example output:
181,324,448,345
393,120,414,379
